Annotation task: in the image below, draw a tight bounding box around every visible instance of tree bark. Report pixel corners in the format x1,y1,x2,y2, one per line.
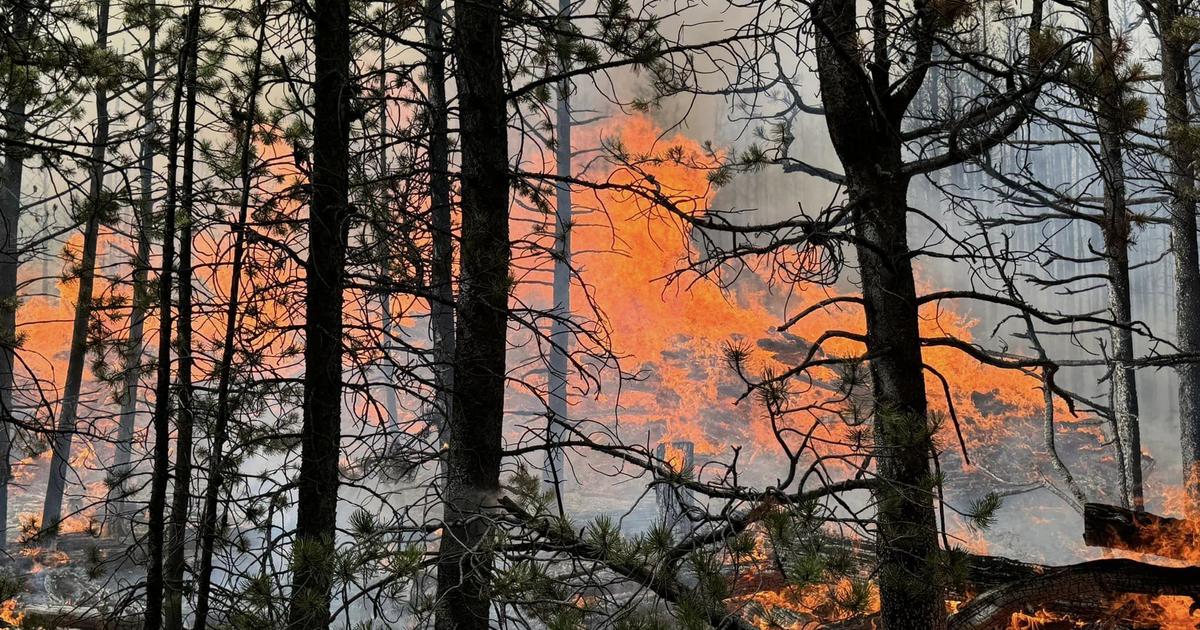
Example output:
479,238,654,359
947,558,1200,630
1146,0,1200,511
1088,0,1141,509
41,0,112,540
285,0,351,626
144,2,200,627
852,178,944,630
432,0,510,622
163,10,202,623
544,3,572,495
0,0,32,550
427,0,454,450
812,0,943,627
402,1,454,606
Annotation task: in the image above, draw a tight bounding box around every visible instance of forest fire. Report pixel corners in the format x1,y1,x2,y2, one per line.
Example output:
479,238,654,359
5,0,1200,626
546,116,1200,628
566,116,1071,470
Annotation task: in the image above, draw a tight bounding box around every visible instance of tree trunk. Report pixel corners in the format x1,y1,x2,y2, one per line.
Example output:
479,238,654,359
1089,0,1141,509
109,14,156,535
433,0,509,622
426,0,454,447
1152,0,1200,511
191,8,266,628
852,177,944,630
41,0,112,539
164,13,202,624
403,0,454,606
144,2,200,627
544,9,572,495
285,0,351,626
0,0,32,551
373,27,401,432
812,0,943,626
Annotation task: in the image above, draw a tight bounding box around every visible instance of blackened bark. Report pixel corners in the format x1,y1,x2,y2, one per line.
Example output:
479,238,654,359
41,0,111,539
812,1,942,628
164,13,202,623
852,179,944,630
192,8,266,628
947,559,1200,630
1082,501,1199,560
0,0,32,550
426,0,455,444
285,0,351,626
432,0,509,622
144,2,200,627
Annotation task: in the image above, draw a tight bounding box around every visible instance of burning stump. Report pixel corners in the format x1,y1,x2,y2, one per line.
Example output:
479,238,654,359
1082,502,1200,561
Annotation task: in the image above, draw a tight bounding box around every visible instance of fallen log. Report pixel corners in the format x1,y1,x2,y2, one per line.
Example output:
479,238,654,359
729,548,1047,600
1082,502,1199,561
0,605,139,630
947,558,1200,630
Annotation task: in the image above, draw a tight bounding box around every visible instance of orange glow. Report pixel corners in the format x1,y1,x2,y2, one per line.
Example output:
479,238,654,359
1007,609,1083,629
0,598,24,626
554,115,1086,483
729,577,879,628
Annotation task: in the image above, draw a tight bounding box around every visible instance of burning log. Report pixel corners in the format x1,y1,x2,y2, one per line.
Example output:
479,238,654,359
1082,502,1199,561
0,604,139,630
947,558,1200,630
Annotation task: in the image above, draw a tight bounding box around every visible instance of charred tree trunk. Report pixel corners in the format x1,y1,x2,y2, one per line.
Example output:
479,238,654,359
403,0,455,606
109,10,157,535
852,177,944,630
164,15,202,624
426,0,455,451
432,0,509,622
144,2,200,627
812,0,943,627
285,0,351,626
0,0,32,551
41,0,112,539
191,8,266,628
